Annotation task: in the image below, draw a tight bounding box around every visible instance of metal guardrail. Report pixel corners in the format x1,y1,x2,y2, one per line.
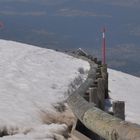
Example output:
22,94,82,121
67,55,140,140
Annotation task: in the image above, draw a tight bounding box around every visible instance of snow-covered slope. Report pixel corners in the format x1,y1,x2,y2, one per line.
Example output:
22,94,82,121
0,39,140,139
0,39,90,139
109,69,140,125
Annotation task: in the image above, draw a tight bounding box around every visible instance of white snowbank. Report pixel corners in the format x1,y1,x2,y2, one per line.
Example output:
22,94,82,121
0,124,68,140
108,69,140,124
0,39,90,139
1,39,140,139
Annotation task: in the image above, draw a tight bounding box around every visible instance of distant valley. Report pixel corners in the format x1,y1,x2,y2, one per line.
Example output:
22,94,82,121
0,0,140,76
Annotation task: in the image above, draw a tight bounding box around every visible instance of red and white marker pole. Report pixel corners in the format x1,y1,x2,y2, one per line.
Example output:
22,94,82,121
102,27,106,64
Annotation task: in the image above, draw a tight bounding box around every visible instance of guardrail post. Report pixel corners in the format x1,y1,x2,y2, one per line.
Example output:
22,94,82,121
113,101,125,120
97,78,105,110
97,78,106,140
93,57,97,63
101,64,109,98
89,86,105,140
97,60,102,66
96,72,102,79
89,87,98,105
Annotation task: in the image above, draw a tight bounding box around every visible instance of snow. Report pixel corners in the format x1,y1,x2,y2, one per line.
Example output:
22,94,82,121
0,39,140,139
108,69,140,124
0,124,68,140
0,39,90,139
